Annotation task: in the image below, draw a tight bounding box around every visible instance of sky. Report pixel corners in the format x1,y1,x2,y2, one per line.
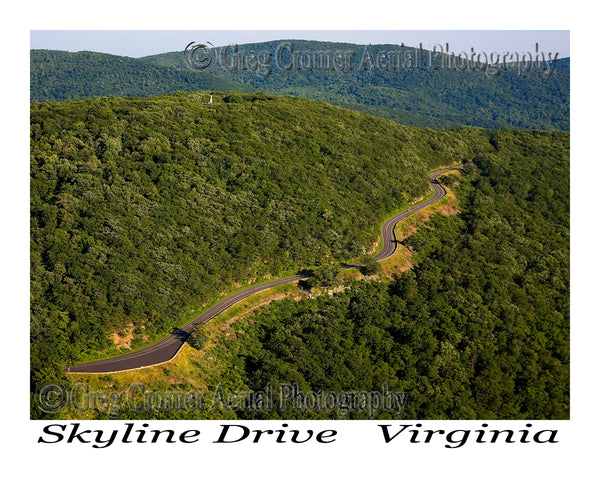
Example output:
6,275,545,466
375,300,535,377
30,30,570,58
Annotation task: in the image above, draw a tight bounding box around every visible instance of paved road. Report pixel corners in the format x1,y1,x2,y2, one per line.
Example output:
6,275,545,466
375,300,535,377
65,167,460,374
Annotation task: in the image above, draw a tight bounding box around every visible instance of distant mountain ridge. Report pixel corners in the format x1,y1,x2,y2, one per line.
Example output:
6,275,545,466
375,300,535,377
31,40,569,130
30,49,252,102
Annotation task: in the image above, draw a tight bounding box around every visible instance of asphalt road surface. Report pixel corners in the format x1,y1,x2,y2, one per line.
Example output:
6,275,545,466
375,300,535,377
65,167,460,374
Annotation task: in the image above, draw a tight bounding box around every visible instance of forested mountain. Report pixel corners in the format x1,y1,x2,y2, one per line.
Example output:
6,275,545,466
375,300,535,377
31,92,569,420
30,49,252,102
31,40,569,130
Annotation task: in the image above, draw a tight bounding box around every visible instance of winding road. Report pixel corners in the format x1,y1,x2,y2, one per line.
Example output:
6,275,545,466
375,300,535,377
65,167,460,374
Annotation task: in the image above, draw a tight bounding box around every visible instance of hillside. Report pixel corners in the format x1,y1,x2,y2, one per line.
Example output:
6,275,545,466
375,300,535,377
31,91,492,392
30,41,570,131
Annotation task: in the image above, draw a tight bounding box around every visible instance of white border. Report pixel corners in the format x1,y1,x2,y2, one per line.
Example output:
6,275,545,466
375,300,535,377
4,1,596,478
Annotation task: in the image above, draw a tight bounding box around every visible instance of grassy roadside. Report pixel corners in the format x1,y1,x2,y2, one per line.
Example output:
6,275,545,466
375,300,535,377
66,282,304,396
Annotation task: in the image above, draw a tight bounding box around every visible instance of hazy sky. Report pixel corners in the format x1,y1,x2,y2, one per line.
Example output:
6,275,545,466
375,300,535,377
30,30,570,58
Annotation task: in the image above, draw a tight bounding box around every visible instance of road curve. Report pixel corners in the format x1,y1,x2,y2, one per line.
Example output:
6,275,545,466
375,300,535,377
65,167,460,374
